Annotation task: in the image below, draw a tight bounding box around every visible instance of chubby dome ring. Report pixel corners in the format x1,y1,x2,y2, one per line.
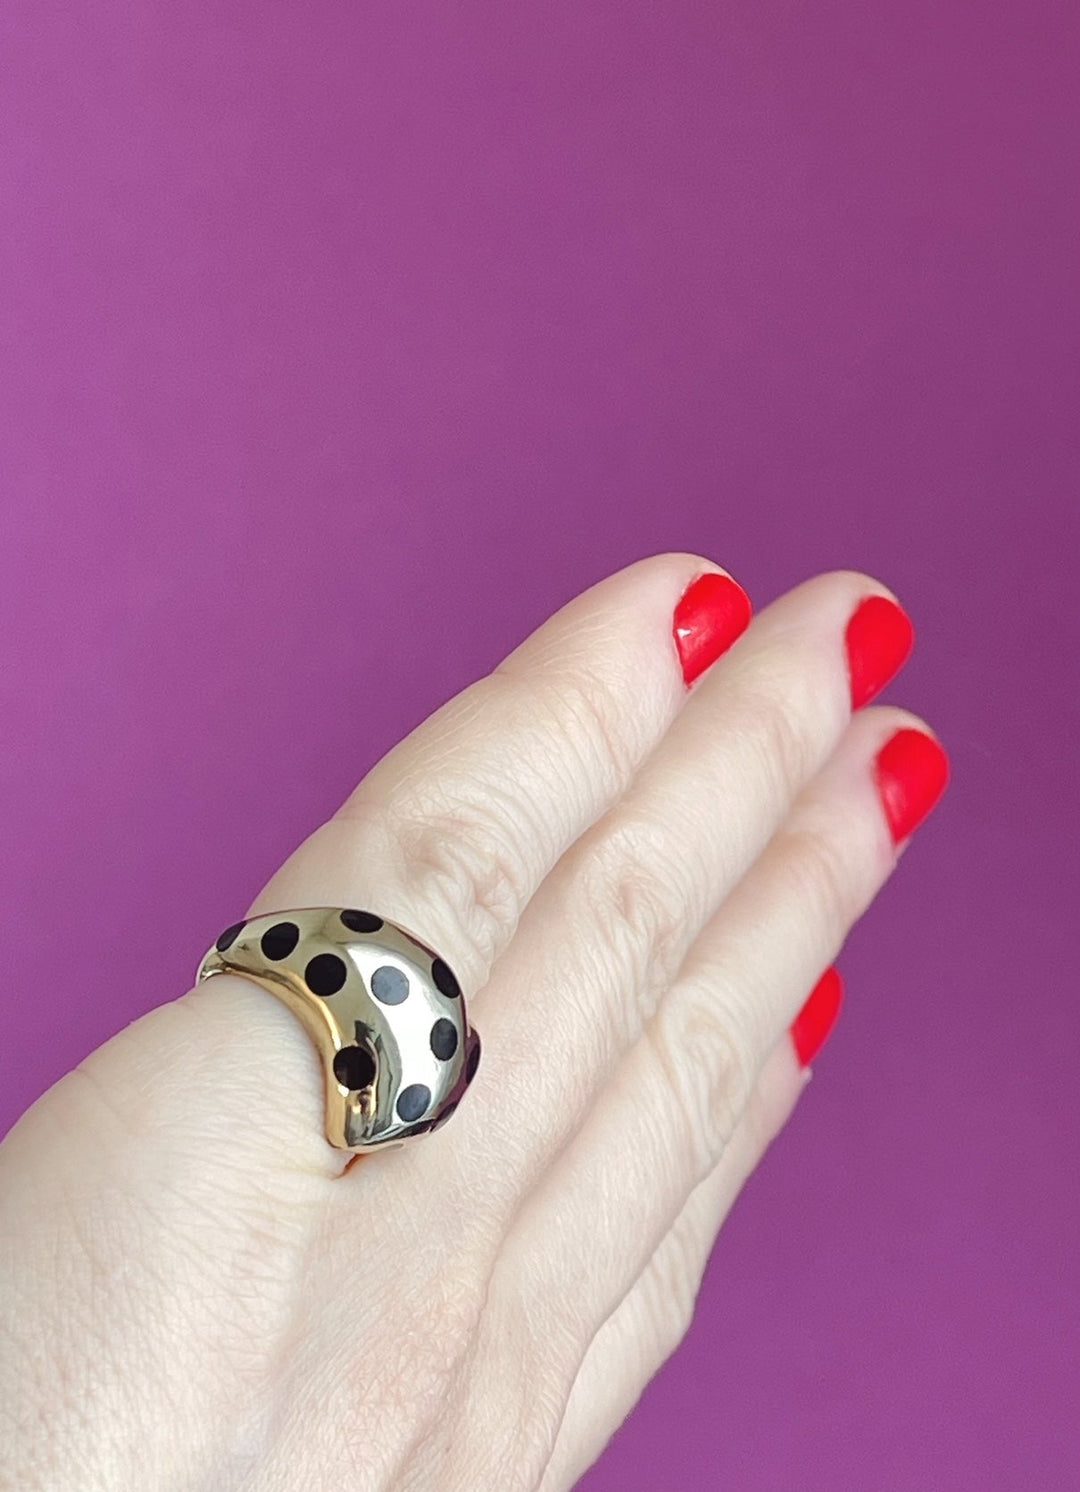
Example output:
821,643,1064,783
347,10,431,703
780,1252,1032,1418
194,907,481,1153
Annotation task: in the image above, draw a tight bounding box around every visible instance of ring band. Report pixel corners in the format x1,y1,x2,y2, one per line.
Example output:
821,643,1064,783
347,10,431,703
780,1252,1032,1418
194,907,480,1153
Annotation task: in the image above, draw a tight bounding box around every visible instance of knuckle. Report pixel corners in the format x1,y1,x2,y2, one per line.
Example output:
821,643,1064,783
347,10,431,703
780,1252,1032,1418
646,980,756,1183
581,821,691,1044
380,652,659,980
528,656,649,797
738,655,827,807
352,1261,489,1433
421,1262,490,1375
390,784,535,972
493,621,656,805
781,821,859,945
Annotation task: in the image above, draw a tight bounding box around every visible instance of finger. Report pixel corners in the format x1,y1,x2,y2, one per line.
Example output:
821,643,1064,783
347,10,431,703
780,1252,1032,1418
240,550,749,994
539,1036,808,1492
435,570,903,1215
36,552,741,1186
459,706,945,1443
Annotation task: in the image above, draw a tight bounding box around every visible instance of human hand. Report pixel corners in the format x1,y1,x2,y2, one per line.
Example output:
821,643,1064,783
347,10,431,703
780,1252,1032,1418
0,553,948,1491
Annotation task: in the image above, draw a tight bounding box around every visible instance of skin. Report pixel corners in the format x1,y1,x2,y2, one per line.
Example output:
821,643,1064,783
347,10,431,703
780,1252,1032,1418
0,553,939,1491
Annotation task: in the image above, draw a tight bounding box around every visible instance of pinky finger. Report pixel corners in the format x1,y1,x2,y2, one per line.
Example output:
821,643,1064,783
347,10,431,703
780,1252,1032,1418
538,1031,813,1492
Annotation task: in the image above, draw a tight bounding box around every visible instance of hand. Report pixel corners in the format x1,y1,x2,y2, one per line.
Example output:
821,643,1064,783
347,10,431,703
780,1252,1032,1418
0,553,947,1491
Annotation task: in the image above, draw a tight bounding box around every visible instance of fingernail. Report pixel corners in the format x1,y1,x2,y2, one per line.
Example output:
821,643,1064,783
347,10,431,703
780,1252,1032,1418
673,571,753,688
791,966,844,1068
873,727,951,844
844,594,915,710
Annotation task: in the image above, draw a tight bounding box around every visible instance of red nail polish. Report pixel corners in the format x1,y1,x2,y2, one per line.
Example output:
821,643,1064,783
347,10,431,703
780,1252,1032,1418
844,594,915,710
791,966,844,1068
673,571,753,688
873,727,950,844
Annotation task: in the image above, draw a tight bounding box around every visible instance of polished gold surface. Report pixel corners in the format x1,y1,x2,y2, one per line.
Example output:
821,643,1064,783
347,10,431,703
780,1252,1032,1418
195,907,479,1152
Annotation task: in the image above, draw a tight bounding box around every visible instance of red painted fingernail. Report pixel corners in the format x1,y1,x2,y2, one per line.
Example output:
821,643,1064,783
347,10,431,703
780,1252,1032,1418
873,727,951,844
844,594,915,710
673,571,753,688
791,966,844,1068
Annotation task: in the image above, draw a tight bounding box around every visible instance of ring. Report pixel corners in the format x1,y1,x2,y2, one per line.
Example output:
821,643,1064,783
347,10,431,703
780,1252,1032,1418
194,907,481,1153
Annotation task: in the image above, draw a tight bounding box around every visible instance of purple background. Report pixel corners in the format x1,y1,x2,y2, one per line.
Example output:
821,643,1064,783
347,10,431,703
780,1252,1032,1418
1,3,1076,1487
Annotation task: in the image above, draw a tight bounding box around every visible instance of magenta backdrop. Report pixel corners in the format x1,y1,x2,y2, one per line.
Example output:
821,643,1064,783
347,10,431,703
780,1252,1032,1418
2,3,1076,1487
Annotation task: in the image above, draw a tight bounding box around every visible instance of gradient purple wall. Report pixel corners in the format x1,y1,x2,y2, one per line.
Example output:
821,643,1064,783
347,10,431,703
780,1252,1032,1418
2,3,1076,1487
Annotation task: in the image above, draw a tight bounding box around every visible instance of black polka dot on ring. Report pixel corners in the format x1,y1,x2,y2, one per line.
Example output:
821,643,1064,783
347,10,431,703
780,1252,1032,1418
332,1044,376,1091
215,921,245,952
466,1033,481,1084
396,1083,430,1122
260,921,300,961
340,909,383,934
371,965,409,1005
431,958,460,999
304,952,348,997
429,1018,458,1061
